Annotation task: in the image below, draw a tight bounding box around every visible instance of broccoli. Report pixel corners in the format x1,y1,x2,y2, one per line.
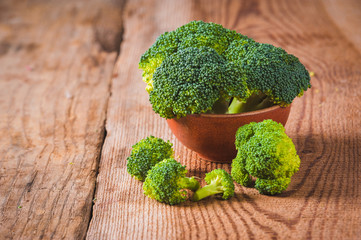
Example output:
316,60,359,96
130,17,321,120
143,158,200,205
231,119,300,195
139,21,249,93
149,46,250,119
140,20,311,116
127,136,174,181
193,169,235,201
225,41,311,111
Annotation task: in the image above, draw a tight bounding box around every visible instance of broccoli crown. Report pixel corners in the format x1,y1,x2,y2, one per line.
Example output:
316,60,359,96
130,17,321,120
231,119,300,195
150,47,250,119
225,41,311,106
139,21,249,92
127,136,174,181
140,20,311,117
193,169,235,201
143,158,200,205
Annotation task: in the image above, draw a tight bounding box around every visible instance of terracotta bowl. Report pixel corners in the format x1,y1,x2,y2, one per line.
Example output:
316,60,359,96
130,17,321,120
166,105,291,163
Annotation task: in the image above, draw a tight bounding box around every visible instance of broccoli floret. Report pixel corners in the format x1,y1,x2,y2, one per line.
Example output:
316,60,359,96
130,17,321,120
231,119,300,195
143,158,200,205
139,20,250,93
225,41,311,109
193,169,235,201
127,136,174,181
149,47,250,119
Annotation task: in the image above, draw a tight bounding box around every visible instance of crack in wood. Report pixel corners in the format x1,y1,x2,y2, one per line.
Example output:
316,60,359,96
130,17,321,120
85,0,127,237
93,0,126,53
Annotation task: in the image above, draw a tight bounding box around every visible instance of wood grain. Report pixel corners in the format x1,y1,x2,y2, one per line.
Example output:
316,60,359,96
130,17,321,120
322,0,361,55
87,0,361,239
0,1,123,239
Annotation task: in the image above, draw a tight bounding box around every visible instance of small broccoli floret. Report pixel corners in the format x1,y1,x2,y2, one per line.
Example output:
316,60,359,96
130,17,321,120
143,158,200,205
226,41,311,108
193,169,235,201
150,47,249,119
127,136,174,181
231,119,300,195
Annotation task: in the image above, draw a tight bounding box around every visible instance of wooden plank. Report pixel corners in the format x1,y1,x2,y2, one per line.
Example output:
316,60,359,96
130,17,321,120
0,1,123,239
87,0,361,239
322,0,361,55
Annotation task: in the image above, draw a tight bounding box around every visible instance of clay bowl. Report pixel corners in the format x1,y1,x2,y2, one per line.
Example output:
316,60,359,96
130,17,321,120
166,105,291,163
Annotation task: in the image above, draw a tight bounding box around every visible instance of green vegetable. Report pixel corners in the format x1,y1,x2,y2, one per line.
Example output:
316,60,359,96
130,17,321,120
139,21,248,93
231,119,300,195
143,158,200,205
139,20,311,117
127,136,174,181
149,47,250,119
193,169,235,201
225,41,311,110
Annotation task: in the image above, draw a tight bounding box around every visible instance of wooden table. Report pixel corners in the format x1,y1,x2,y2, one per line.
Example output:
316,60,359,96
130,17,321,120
1,0,360,239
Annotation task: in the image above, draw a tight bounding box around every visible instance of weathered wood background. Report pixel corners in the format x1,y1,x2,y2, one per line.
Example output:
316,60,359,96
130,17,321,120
0,0,360,239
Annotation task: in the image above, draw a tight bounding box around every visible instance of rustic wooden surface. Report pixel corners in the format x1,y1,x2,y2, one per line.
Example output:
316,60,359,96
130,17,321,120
0,0,122,239
1,0,360,239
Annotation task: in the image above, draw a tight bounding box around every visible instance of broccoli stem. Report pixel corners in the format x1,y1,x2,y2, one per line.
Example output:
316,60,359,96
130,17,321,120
227,93,274,114
178,177,200,191
192,183,224,201
227,98,247,114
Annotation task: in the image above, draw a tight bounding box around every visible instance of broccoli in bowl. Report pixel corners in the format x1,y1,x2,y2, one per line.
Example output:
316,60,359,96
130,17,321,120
139,20,311,119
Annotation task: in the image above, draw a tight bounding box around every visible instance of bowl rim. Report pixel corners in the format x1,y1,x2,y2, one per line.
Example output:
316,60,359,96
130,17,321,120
179,105,290,119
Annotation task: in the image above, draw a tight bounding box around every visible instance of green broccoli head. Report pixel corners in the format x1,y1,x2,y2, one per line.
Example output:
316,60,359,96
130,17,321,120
127,136,174,181
149,47,249,119
143,158,200,205
231,119,300,195
139,20,250,93
140,20,311,117
226,41,311,107
193,169,235,201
